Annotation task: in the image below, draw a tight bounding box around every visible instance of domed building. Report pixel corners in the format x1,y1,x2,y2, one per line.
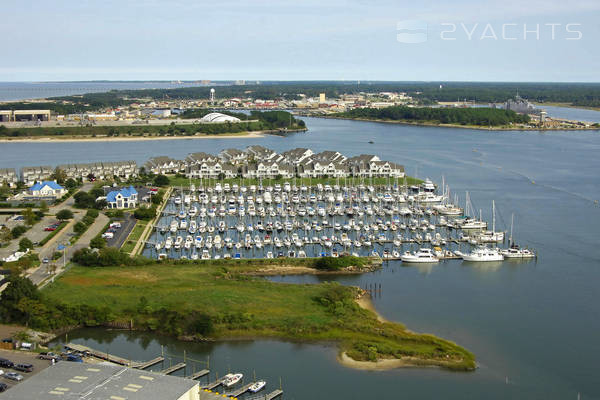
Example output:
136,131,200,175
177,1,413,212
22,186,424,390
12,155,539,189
200,112,241,123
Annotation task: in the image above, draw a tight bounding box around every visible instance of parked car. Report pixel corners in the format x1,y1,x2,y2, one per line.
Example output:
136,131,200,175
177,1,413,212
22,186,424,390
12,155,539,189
42,257,50,263
0,369,4,376
38,352,61,361
0,358,14,368
109,222,121,229
101,232,114,239
44,226,56,231
0,382,8,392
65,355,83,363
13,363,33,373
5,372,23,381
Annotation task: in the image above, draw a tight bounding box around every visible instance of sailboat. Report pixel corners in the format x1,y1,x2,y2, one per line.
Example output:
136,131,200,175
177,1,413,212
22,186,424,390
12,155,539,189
500,214,536,259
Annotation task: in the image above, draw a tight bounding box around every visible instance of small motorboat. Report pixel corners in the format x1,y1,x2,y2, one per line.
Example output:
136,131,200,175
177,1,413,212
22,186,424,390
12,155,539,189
248,380,267,393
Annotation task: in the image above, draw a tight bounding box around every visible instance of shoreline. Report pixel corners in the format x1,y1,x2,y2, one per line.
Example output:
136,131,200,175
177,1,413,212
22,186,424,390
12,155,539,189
0,131,269,143
245,262,381,276
318,116,600,131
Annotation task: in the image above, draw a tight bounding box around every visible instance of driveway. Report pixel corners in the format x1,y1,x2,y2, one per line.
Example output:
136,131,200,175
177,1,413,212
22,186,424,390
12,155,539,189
106,213,136,249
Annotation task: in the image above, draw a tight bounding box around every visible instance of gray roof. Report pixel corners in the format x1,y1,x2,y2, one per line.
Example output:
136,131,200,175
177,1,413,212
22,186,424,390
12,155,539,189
0,362,199,400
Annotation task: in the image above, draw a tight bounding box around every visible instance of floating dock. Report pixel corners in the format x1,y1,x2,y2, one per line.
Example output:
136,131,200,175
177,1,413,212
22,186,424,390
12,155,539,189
266,389,284,399
202,376,229,390
133,356,164,369
188,369,210,380
65,343,132,366
227,382,256,397
160,362,186,375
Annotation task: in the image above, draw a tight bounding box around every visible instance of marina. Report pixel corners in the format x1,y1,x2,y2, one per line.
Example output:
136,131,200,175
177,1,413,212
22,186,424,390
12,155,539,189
143,178,531,263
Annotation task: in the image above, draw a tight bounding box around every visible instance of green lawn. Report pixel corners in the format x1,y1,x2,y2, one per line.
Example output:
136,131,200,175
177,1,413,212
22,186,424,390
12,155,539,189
120,221,148,254
42,262,475,370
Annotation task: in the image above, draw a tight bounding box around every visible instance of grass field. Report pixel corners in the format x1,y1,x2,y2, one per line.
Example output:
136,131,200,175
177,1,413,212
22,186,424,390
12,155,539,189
42,262,475,370
120,221,148,254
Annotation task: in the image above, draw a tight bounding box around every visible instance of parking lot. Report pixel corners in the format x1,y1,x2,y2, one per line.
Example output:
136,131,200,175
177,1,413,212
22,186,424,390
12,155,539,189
105,213,136,249
0,349,52,392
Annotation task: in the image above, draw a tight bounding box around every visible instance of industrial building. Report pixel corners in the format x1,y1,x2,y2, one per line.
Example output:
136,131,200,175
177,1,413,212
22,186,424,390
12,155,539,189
0,109,51,122
0,362,202,400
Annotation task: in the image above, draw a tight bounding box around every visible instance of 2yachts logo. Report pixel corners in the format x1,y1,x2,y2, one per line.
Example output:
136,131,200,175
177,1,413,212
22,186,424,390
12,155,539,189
397,21,582,43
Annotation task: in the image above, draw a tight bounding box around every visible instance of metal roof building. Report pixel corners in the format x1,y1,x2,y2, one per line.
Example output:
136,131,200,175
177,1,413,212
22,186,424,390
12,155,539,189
0,362,204,400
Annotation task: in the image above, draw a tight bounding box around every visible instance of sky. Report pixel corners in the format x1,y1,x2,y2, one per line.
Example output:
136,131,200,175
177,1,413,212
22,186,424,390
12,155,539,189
1,0,599,82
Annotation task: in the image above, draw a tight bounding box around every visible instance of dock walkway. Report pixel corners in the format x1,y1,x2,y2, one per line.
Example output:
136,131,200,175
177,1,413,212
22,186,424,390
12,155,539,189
188,369,210,380
160,362,186,375
65,342,132,366
133,356,164,369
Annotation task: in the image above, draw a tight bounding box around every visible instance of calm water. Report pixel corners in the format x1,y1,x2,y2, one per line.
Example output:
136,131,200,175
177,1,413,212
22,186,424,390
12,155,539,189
23,114,600,400
0,81,210,102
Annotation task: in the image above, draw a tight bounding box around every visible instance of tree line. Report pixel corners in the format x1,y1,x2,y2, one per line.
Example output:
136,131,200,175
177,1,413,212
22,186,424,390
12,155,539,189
335,105,531,126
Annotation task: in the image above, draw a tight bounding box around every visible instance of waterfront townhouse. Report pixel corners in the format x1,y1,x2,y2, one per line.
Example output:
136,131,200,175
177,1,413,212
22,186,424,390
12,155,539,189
311,150,347,164
219,148,247,165
281,148,314,165
346,155,405,178
144,156,183,174
185,161,237,179
242,161,294,179
0,168,18,187
245,145,282,162
21,166,53,186
297,159,349,178
184,152,219,167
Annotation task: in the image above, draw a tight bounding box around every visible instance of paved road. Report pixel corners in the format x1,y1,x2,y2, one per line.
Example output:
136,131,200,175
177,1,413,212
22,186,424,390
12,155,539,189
29,213,109,286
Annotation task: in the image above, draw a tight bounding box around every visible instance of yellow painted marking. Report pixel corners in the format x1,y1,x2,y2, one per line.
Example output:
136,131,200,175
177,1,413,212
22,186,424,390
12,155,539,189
54,387,70,391
127,383,142,388
110,396,126,400
139,375,154,381
123,387,138,392
86,368,100,372
68,379,82,383
48,391,64,395
74,375,88,380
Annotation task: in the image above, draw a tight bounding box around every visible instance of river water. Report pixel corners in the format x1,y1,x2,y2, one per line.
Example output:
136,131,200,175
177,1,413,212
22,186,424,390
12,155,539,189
9,111,597,399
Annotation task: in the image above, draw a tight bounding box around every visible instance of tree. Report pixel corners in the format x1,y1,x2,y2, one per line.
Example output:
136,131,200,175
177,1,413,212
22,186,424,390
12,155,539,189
65,178,78,189
0,275,40,323
0,226,11,244
56,209,74,220
11,225,27,239
153,174,169,187
134,206,156,220
39,200,49,213
52,167,67,184
22,207,36,226
73,221,87,235
18,237,33,252
90,236,106,249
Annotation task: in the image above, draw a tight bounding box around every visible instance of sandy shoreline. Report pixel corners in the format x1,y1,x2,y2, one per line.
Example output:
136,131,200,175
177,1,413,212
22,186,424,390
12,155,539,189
0,132,268,143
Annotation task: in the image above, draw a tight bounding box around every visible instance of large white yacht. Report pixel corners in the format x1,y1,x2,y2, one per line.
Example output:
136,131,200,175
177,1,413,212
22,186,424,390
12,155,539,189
401,248,439,263
461,246,504,262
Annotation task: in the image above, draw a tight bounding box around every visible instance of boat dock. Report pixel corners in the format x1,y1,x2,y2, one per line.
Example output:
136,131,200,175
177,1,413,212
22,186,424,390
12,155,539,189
133,356,164,369
160,362,186,375
227,382,256,397
188,369,210,380
202,376,229,390
265,389,284,399
65,343,133,366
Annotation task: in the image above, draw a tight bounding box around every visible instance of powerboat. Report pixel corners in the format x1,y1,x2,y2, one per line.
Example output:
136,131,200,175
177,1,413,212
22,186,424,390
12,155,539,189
461,246,504,262
401,248,439,263
248,380,266,393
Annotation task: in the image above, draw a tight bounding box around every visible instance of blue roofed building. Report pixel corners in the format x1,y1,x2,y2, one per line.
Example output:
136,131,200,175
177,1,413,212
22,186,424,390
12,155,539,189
106,186,138,209
28,180,66,198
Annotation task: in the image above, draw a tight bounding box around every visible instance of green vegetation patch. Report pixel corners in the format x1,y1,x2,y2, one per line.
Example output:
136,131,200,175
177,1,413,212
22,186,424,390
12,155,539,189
40,262,475,370
39,221,68,246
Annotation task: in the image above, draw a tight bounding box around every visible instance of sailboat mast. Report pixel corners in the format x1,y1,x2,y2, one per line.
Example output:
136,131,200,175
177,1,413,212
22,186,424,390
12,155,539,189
492,200,496,233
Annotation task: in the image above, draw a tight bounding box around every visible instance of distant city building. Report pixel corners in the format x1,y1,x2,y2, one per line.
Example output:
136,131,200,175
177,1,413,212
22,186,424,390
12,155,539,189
319,93,326,103
200,112,240,123
0,109,51,122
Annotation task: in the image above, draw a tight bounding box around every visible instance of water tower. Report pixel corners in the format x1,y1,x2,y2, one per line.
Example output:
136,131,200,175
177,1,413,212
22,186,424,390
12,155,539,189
209,88,215,104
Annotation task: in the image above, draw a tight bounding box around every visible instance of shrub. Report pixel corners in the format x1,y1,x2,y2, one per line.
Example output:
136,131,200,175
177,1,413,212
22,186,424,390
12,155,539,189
86,209,99,218
18,237,33,252
134,206,156,220
11,225,28,239
56,209,74,220
153,174,169,187
314,256,365,271
73,221,87,234
90,236,106,249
